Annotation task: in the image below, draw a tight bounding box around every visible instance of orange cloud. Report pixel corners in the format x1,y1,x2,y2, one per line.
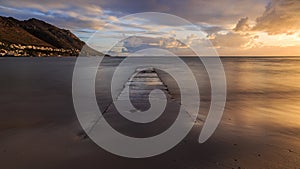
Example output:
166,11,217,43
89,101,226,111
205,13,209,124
252,0,300,35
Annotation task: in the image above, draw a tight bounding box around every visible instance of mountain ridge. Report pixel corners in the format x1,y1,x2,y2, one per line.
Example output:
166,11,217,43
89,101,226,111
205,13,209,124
0,16,102,56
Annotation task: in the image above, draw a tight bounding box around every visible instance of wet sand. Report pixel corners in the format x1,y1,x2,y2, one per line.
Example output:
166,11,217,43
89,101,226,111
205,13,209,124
0,57,299,168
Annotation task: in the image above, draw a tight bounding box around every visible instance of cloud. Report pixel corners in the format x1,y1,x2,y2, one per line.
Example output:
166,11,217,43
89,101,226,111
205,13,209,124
252,0,300,35
97,0,267,25
107,16,119,22
0,0,267,27
207,17,259,52
233,17,250,32
1,0,300,56
109,36,189,55
208,0,300,55
0,5,106,30
0,0,111,30
210,32,257,49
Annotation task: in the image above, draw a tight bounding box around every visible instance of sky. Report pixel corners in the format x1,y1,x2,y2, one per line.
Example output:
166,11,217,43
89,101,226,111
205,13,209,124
0,0,300,56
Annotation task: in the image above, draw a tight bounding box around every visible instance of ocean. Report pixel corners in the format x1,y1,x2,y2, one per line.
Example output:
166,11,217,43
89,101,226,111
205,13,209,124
0,56,299,168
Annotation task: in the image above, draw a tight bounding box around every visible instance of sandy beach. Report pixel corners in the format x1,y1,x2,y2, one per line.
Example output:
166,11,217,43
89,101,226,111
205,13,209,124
0,57,299,168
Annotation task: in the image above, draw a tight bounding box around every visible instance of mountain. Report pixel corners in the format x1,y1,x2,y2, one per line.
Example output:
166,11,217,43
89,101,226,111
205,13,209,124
0,16,102,57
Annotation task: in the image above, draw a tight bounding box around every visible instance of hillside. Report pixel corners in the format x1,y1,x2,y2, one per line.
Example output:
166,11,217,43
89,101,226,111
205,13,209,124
0,16,102,57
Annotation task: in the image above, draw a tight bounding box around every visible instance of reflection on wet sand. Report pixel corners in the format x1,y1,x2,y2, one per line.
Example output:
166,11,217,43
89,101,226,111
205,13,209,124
0,57,299,168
